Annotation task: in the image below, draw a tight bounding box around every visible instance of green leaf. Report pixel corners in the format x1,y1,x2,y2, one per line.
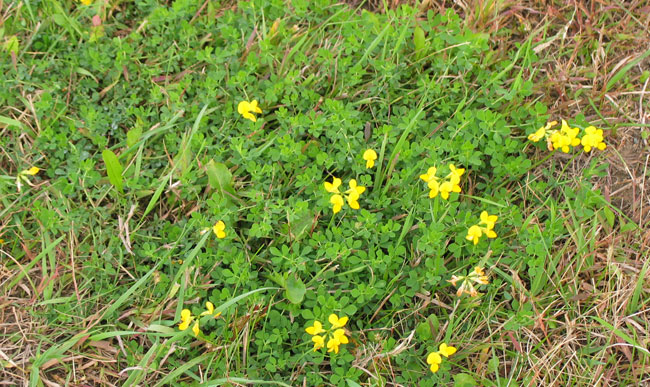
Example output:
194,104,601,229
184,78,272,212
415,321,432,340
102,149,124,193
601,206,615,228
413,26,425,57
206,160,234,197
346,380,363,387
606,47,650,92
0,115,24,130
285,275,306,304
453,373,477,387
4,36,18,55
126,125,143,148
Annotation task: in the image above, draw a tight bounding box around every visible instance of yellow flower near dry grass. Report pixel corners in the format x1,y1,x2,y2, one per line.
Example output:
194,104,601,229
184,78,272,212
426,342,457,373
178,301,221,337
305,313,350,354
448,266,490,297
238,100,262,122
581,126,607,152
528,119,606,153
16,166,40,191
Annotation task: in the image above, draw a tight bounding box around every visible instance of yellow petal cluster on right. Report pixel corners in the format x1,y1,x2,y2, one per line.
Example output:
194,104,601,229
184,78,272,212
528,119,606,153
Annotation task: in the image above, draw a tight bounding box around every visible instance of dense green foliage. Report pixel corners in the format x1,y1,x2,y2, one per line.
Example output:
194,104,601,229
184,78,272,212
2,0,642,386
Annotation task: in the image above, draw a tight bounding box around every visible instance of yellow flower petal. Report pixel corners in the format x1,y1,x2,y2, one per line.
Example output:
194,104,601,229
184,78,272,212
25,167,40,175
328,314,348,328
326,337,340,354
426,352,442,365
250,100,262,114
466,225,482,245
312,335,325,351
439,343,457,357
333,329,349,344
192,321,200,336
201,301,215,316
305,321,325,335
429,362,439,373
324,177,342,193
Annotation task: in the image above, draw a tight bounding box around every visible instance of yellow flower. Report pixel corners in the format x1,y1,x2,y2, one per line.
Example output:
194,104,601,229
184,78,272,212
212,220,226,239
200,301,221,318
80,0,91,5
24,167,40,175
16,166,41,191
312,335,325,351
345,180,365,209
550,120,581,153
328,314,348,329
479,211,498,230
178,309,194,331
237,100,262,122
420,167,440,198
581,126,606,152
306,314,351,354
362,149,378,168
422,165,463,200
326,328,349,354
438,343,457,357
439,180,461,200
305,320,325,336
426,343,456,373
324,177,342,193
528,120,557,142
330,194,344,214
467,212,498,245
419,167,438,184
192,322,200,336
466,225,482,245
426,351,442,373
325,178,365,214
447,164,465,184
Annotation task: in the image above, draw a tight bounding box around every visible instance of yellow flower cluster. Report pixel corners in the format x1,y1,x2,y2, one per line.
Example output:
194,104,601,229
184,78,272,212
448,267,489,297
305,314,350,354
581,126,607,152
528,119,606,153
426,343,457,373
465,211,497,245
324,177,365,214
419,164,464,200
179,301,221,336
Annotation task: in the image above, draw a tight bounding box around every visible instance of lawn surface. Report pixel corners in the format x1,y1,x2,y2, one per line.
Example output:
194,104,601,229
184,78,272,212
1,0,649,386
